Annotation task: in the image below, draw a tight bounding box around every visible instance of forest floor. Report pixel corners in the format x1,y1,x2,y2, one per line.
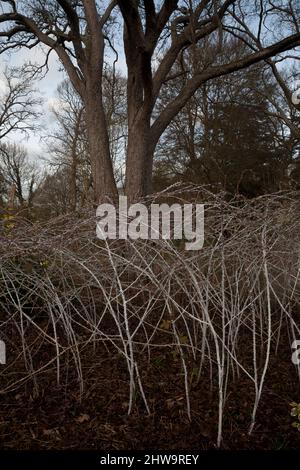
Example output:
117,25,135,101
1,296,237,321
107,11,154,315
0,337,300,451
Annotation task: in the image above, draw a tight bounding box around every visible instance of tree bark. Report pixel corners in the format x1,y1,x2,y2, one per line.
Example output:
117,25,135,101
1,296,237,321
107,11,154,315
120,0,157,202
126,115,156,201
85,88,118,204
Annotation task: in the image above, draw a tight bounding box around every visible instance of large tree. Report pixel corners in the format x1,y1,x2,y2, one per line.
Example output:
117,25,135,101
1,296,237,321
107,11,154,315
1,0,300,202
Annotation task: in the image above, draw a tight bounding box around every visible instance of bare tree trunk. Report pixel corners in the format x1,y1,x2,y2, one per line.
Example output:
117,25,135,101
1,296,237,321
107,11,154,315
80,1,118,204
85,102,118,204
85,78,118,205
121,2,156,202
126,117,154,201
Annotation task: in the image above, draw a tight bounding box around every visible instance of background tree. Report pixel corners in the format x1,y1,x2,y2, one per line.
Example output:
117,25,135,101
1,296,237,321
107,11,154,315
33,169,76,217
0,66,41,140
0,142,41,208
46,69,127,213
47,80,88,212
153,40,297,195
198,100,289,196
102,67,127,188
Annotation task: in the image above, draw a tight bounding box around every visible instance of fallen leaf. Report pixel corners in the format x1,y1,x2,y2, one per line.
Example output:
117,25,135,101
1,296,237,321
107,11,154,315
75,413,90,423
